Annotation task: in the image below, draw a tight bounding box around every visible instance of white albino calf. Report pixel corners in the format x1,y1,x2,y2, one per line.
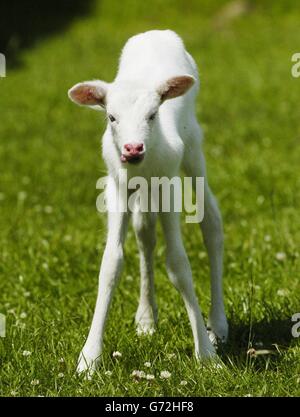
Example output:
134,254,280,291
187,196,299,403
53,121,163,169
68,30,228,374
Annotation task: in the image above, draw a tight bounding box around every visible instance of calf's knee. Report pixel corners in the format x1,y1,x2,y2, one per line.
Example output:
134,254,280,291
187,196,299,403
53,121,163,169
166,248,192,291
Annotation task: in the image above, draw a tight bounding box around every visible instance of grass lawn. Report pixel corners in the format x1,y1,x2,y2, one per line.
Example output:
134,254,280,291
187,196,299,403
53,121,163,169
0,0,299,396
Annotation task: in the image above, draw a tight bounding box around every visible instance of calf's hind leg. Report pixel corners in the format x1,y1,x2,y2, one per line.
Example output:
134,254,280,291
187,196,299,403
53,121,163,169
183,125,228,344
160,210,216,359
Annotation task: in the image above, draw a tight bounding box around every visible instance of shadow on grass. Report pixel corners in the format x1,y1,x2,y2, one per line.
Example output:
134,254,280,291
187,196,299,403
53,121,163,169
219,317,295,370
0,0,96,67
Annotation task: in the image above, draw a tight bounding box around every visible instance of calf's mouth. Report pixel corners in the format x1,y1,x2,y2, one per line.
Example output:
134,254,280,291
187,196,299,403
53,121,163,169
120,154,144,164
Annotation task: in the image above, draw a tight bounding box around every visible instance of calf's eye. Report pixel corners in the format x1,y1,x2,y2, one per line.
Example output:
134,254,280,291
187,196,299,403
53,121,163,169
108,114,116,122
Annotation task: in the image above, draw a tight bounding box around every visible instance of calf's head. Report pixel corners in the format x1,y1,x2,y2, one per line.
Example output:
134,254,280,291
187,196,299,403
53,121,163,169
68,75,195,164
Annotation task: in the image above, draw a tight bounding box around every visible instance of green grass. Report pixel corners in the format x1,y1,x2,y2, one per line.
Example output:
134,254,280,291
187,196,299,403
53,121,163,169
0,0,300,396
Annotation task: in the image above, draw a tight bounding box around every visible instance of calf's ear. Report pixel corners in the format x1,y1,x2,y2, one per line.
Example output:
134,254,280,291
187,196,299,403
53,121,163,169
68,80,108,110
158,75,195,102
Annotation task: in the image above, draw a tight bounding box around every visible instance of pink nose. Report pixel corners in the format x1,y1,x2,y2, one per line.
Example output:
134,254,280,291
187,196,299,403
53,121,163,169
124,143,144,155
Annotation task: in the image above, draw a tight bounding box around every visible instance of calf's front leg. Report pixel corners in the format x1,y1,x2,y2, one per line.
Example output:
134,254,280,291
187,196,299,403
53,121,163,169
77,207,129,374
133,211,158,335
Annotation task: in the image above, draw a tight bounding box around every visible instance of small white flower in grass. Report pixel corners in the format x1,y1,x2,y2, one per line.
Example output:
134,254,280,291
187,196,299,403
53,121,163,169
22,350,32,357
166,353,176,360
240,219,247,227
131,370,146,379
44,205,53,214
256,195,264,205
160,370,171,379
41,239,49,248
146,374,155,381
277,289,289,297
18,191,27,201
105,371,112,376
58,357,64,363
31,379,40,386
180,380,187,386
126,275,133,282
112,351,122,358
144,362,151,368
58,373,64,378
137,326,155,336
275,252,286,262
11,391,18,396
264,235,271,242
20,312,27,319
23,291,31,298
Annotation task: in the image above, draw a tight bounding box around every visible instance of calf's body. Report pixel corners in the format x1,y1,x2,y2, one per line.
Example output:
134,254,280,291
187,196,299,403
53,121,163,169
68,30,228,374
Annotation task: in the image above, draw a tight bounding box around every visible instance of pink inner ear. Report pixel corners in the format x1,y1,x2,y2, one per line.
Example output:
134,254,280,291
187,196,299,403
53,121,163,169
71,85,102,105
160,76,195,101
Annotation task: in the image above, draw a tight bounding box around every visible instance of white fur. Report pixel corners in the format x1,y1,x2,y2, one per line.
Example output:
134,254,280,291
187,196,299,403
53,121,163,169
68,30,228,375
